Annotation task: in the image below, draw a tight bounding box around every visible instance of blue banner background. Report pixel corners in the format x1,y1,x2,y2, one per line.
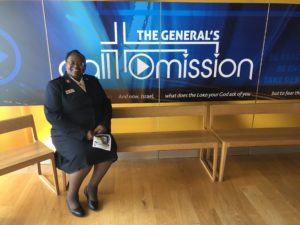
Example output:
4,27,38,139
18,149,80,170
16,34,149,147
0,1,50,105
0,1,299,104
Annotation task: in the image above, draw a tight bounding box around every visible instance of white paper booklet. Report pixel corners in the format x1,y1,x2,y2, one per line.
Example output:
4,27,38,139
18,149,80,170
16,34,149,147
92,134,111,151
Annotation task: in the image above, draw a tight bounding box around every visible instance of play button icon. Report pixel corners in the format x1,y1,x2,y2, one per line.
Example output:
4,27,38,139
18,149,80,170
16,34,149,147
128,53,154,80
137,58,149,75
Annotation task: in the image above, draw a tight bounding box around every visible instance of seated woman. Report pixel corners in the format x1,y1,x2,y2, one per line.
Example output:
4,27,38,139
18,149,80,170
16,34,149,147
44,49,118,217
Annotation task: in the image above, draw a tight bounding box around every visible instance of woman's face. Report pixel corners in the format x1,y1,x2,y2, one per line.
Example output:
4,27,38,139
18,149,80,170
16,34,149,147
66,53,85,79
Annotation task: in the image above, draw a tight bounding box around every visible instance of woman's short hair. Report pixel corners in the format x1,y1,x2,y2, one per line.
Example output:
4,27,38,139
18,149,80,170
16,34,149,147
65,49,86,65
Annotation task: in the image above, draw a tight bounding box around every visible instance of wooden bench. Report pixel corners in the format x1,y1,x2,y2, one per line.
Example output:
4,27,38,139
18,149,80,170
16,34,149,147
0,115,60,195
59,104,220,188
209,102,300,182
112,105,220,181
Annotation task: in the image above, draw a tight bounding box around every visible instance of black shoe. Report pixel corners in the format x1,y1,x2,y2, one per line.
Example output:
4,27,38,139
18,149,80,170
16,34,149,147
84,187,99,211
67,200,85,217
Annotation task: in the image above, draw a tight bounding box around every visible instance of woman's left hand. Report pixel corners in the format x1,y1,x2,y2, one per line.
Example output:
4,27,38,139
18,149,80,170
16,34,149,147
94,124,107,135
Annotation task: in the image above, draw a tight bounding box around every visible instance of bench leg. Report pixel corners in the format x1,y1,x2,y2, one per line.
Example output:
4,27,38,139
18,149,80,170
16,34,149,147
50,155,60,195
37,162,42,175
199,146,218,182
62,171,68,191
212,144,218,181
200,148,204,160
219,142,228,182
36,157,60,195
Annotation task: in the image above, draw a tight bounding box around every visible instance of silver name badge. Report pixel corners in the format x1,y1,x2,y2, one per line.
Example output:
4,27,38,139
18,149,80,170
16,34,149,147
65,89,75,94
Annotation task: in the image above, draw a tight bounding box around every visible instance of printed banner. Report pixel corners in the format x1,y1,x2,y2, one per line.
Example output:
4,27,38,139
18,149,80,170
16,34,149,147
0,1,299,105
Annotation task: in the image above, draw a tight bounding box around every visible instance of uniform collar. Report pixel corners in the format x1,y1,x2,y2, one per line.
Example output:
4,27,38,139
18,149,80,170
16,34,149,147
64,73,87,92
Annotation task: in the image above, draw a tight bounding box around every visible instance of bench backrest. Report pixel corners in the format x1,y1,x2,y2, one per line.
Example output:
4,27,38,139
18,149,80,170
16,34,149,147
0,115,38,141
209,102,300,128
112,105,208,129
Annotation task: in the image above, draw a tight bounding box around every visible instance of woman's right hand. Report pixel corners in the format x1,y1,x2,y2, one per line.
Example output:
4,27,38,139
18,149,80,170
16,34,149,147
85,130,94,140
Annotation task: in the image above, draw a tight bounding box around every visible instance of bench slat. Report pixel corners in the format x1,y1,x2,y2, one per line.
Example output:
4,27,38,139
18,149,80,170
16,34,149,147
0,142,53,171
213,127,300,147
113,105,207,118
210,103,300,116
0,115,38,140
114,130,218,152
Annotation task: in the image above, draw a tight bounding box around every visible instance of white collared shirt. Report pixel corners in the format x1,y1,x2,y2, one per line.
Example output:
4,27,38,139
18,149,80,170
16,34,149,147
69,76,86,92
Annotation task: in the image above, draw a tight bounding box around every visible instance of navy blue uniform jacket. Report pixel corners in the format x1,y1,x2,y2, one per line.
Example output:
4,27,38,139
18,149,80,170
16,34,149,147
44,74,117,173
